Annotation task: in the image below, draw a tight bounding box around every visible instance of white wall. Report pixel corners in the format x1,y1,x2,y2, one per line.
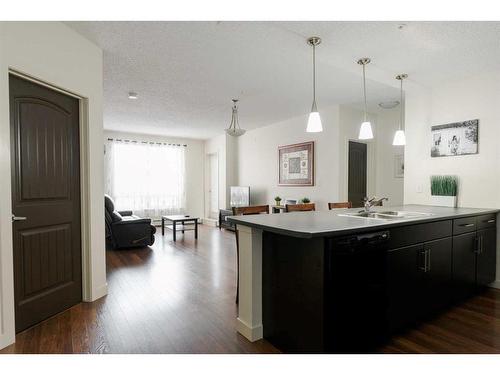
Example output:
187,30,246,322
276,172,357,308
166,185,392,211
375,109,405,205
404,71,500,207
404,70,500,287
233,104,404,210
236,104,341,209
104,131,205,219
0,22,105,349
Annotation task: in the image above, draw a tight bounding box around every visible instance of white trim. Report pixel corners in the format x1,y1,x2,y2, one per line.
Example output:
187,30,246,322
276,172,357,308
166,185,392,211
236,225,264,342
489,280,500,289
236,318,263,342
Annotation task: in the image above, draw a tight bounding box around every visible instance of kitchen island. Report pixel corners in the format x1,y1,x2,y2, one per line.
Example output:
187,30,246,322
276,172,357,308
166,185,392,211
228,205,499,353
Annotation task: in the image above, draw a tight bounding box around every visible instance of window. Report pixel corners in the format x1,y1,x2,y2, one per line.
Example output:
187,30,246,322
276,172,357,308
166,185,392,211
105,139,186,219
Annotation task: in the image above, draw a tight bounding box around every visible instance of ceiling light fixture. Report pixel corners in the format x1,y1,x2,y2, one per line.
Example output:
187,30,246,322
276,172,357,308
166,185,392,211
378,100,400,109
392,74,408,146
357,57,373,140
225,99,246,137
306,36,323,133
128,92,138,99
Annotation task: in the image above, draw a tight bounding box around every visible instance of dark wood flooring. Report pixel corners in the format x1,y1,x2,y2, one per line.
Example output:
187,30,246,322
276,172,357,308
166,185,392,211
1,224,500,354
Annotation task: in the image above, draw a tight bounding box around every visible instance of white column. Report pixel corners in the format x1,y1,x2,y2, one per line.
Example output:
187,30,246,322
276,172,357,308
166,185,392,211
236,225,263,341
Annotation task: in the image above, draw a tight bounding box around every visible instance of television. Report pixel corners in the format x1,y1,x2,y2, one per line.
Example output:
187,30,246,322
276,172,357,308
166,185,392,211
230,186,250,207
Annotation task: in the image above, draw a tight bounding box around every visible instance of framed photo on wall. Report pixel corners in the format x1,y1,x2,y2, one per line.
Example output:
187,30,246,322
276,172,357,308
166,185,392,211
431,119,479,157
278,141,314,186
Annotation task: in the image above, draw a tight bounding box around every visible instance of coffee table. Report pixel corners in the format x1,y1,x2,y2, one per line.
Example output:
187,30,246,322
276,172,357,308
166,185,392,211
161,215,199,241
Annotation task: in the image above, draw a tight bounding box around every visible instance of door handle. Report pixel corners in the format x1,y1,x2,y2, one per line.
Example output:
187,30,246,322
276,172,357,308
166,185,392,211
12,215,27,222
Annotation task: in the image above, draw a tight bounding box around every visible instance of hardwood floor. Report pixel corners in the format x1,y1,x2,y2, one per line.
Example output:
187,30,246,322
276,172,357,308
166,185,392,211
1,224,500,354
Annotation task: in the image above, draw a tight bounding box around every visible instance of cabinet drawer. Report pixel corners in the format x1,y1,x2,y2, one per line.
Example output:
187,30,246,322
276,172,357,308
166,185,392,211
387,220,452,249
477,214,497,230
453,217,477,235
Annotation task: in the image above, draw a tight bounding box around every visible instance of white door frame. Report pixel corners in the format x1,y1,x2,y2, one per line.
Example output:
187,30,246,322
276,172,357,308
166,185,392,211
0,70,97,347
206,152,219,220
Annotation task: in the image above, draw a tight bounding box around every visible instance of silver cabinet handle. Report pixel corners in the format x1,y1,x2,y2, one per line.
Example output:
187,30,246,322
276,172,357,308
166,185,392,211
420,250,429,273
487,219,495,223
460,223,475,227
426,249,431,272
12,215,27,222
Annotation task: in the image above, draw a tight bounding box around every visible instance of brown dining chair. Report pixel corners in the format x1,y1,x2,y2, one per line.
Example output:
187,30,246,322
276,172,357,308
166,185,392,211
232,205,269,303
285,203,316,212
328,202,353,210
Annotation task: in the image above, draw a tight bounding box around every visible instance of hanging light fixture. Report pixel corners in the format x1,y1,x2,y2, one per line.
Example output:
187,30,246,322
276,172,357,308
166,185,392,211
225,99,246,137
306,36,323,133
392,74,408,146
357,57,373,140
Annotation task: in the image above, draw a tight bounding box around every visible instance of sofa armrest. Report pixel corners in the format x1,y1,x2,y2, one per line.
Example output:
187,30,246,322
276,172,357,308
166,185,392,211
118,210,133,216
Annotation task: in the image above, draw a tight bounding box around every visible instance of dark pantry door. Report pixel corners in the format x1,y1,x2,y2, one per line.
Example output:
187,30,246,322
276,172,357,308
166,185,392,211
10,75,82,332
348,141,367,208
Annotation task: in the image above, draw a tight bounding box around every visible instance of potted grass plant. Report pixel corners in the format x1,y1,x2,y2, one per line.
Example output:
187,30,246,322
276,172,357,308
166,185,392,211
301,197,311,204
430,175,458,207
274,196,282,206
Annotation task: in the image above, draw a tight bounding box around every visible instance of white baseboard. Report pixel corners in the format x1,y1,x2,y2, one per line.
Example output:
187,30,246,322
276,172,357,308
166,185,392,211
489,280,500,289
236,317,263,342
204,218,218,227
85,282,108,302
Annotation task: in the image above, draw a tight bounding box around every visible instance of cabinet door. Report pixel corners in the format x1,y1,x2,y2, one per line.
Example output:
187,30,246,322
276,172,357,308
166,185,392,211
386,244,422,333
477,228,497,287
421,237,453,316
452,232,477,301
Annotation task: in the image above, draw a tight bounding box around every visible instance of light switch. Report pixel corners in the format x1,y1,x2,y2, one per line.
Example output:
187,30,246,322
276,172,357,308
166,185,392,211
416,184,423,193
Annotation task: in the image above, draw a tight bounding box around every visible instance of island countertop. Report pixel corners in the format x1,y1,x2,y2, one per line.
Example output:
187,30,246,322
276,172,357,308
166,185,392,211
227,205,499,238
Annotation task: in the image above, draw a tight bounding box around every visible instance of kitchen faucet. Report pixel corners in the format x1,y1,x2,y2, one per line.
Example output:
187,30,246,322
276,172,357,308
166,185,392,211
362,197,389,213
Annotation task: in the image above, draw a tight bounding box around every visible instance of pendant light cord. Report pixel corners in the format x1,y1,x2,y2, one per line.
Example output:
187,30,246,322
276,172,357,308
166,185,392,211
399,78,403,131
363,63,368,122
312,43,316,111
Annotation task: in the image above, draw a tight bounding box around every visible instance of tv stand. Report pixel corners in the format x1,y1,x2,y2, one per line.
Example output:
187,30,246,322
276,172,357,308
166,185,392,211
219,209,236,231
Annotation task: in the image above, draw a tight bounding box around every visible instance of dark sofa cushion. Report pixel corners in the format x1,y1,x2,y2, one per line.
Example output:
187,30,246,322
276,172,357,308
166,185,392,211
111,210,123,222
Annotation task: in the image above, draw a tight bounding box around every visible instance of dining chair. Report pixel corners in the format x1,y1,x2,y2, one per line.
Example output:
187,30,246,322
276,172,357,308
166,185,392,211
232,205,270,303
285,203,316,212
328,202,353,210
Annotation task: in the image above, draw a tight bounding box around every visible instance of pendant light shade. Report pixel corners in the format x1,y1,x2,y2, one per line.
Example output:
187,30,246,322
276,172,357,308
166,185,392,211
357,58,373,140
392,74,408,146
307,111,322,133
392,129,406,145
306,37,323,133
359,121,374,139
225,99,246,137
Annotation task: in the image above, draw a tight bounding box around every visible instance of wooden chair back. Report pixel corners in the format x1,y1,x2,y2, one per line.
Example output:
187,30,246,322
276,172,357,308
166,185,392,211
232,205,269,216
285,203,316,212
328,202,352,210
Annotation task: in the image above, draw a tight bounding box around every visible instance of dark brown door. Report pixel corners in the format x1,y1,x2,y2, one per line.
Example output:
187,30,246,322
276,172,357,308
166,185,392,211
10,75,82,332
348,141,367,208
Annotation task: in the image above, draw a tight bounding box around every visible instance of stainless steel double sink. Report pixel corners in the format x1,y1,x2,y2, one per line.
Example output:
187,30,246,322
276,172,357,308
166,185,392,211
338,210,434,221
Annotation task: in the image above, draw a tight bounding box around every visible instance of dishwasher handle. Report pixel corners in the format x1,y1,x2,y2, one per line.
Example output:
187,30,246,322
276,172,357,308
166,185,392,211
330,230,390,252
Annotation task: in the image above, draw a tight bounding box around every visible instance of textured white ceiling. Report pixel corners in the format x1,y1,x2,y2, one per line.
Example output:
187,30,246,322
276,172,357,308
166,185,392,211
67,21,500,139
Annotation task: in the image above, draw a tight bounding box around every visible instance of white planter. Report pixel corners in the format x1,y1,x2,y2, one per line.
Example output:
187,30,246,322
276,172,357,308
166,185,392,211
431,195,457,208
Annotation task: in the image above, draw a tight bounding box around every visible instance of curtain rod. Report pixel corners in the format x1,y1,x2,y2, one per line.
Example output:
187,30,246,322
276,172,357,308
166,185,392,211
107,138,187,147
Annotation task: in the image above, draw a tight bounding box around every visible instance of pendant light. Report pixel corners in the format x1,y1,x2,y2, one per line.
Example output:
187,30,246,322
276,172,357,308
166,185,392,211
225,99,246,137
392,74,408,146
306,36,323,133
357,58,373,140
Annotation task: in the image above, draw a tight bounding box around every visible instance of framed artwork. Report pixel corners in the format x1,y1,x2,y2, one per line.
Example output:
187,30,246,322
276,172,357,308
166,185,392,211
431,119,479,157
394,154,404,178
278,141,314,186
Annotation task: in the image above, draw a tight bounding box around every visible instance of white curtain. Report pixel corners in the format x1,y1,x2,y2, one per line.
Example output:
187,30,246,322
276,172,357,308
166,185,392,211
105,139,186,220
